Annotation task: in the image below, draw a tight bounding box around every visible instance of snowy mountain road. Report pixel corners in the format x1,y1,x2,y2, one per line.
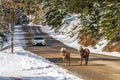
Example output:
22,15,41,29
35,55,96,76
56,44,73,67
20,25,120,80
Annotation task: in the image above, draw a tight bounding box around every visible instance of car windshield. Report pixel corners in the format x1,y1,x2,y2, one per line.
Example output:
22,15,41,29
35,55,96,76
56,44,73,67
34,37,44,40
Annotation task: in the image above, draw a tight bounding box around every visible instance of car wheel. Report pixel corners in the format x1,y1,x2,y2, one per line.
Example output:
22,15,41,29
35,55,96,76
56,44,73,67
32,43,36,46
42,43,46,46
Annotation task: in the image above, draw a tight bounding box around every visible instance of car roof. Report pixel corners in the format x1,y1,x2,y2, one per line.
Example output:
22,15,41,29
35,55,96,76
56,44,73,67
34,36,44,37
33,36,45,39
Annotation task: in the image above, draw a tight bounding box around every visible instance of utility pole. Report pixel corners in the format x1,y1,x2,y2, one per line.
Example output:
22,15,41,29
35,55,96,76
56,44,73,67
11,8,15,53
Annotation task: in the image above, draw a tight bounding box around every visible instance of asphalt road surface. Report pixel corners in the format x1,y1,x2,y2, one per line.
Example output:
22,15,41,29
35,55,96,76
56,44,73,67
15,25,120,80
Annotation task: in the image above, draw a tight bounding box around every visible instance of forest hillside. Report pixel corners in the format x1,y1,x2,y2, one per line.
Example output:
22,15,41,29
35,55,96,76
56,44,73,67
0,0,119,52
41,0,120,52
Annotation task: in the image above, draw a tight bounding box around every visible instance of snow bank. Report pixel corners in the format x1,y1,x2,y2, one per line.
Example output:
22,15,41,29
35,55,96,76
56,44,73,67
0,47,82,80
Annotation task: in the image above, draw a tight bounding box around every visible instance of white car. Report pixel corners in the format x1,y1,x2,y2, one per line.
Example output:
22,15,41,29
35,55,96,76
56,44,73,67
32,36,46,46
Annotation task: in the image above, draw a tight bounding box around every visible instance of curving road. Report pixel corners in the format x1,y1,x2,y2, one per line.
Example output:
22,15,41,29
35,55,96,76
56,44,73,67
15,25,120,80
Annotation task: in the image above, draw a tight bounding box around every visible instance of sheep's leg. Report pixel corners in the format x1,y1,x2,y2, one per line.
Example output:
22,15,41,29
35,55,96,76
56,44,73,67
84,57,88,65
86,57,89,65
64,58,67,66
68,57,70,66
62,57,65,65
80,57,83,66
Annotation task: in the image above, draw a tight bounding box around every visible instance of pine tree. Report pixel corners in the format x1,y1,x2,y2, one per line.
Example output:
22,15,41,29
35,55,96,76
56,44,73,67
101,1,120,41
80,1,102,38
65,0,82,13
44,0,67,29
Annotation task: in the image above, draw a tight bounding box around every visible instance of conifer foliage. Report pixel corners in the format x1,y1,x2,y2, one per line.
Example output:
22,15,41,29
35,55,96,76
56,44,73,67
100,2,120,41
80,2,102,38
79,1,120,40
44,0,67,29
44,0,120,41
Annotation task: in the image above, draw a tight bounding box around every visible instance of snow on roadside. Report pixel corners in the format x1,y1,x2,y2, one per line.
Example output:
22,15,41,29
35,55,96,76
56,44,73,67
0,46,83,80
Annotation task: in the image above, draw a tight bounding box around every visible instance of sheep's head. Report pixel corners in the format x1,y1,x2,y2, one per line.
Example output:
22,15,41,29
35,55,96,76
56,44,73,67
60,48,66,53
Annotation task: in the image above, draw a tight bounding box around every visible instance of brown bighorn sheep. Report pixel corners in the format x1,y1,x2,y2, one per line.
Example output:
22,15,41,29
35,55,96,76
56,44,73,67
78,46,90,66
60,48,70,66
